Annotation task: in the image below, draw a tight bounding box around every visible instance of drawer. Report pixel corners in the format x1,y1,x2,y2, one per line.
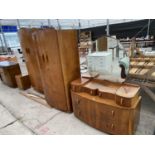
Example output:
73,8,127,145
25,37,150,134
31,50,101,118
97,119,130,135
82,86,97,96
72,94,96,126
71,92,135,134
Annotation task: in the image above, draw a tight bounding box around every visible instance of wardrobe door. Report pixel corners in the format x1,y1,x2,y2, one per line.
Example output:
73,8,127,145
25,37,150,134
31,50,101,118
36,29,68,111
57,30,80,111
19,28,43,93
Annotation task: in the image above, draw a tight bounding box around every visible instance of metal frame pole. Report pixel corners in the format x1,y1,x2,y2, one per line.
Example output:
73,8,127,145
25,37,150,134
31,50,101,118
0,34,5,53
78,19,81,40
48,19,51,27
106,19,110,36
57,19,61,30
0,34,4,47
17,19,21,29
0,21,8,54
147,19,151,38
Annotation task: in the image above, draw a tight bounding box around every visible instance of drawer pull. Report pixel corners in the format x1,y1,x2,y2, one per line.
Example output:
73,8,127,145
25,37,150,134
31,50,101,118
91,90,93,95
111,110,115,116
120,98,123,105
111,124,114,129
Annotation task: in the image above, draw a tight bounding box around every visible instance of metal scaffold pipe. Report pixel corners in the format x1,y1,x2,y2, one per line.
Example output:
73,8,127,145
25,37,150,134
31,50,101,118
0,21,8,54
57,19,61,30
47,19,51,27
106,19,110,36
16,19,21,29
147,19,151,38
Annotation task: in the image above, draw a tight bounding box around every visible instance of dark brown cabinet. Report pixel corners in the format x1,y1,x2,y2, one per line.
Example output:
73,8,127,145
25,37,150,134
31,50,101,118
15,75,31,90
0,61,21,87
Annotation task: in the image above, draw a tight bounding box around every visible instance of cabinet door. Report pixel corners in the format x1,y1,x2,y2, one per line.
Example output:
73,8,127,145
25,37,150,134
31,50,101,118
96,103,130,134
19,28,43,93
36,29,68,111
72,92,131,134
57,30,80,111
72,92,96,126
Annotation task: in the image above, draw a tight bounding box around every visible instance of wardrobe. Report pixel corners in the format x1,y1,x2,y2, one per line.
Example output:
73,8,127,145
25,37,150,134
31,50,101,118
34,28,80,112
19,28,44,93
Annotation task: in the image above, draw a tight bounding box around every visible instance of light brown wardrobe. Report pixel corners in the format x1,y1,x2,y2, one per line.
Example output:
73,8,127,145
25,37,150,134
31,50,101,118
19,28,44,93
34,28,80,112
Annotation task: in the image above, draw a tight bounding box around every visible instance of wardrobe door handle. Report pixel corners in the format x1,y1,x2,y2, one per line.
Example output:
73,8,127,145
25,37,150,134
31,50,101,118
46,55,49,63
42,54,45,62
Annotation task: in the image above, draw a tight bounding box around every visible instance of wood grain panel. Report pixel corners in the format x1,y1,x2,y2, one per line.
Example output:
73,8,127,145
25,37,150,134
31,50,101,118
19,28,43,93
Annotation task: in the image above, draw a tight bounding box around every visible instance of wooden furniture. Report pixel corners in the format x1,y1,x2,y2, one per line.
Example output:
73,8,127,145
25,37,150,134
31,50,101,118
0,56,17,62
0,61,21,87
15,75,31,90
129,57,155,81
97,36,107,51
35,29,80,112
19,28,44,93
71,77,141,134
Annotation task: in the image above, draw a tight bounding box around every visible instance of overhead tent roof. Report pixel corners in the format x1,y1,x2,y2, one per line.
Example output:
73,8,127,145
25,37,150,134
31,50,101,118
81,19,155,40
0,19,139,29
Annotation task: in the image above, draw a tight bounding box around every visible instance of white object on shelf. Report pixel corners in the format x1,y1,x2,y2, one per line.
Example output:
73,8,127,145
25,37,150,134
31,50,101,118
87,51,112,75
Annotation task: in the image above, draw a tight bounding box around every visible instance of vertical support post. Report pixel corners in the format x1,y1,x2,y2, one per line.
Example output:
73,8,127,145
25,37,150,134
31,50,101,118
0,34,5,53
88,20,90,28
106,19,110,36
17,19,21,29
57,19,61,30
0,34,4,48
78,19,81,42
147,19,151,38
48,19,51,27
0,21,8,54
16,19,21,51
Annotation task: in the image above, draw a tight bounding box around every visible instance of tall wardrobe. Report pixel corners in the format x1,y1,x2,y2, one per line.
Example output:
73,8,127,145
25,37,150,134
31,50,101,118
20,28,80,112
19,28,44,93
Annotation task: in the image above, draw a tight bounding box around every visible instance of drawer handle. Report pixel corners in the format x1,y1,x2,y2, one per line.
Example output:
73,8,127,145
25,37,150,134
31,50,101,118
90,90,93,95
111,124,114,130
120,98,123,105
111,110,115,116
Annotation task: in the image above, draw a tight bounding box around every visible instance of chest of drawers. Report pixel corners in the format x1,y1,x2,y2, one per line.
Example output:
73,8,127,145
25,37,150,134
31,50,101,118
71,78,141,134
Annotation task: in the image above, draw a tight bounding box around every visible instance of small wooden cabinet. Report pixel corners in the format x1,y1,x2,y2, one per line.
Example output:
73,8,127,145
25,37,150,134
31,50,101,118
15,75,31,90
0,61,21,87
71,78,141,134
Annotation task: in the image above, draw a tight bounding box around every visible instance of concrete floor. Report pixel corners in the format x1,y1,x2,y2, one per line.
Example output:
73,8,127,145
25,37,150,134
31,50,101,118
0,52,155,135
0,79,155,135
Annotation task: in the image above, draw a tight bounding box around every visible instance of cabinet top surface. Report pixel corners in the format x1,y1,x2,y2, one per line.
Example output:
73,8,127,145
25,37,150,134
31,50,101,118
0,61,18,68
87,52,112,57
71,77,140,99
